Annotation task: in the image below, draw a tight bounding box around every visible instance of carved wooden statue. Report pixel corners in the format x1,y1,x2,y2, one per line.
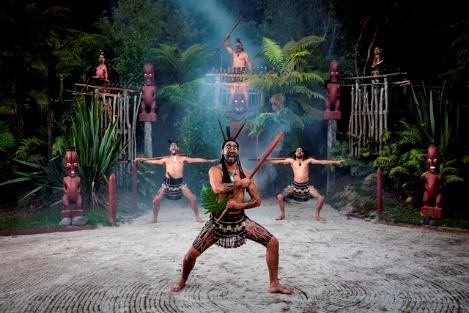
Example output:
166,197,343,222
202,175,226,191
420,145,443,220
60,148,87,226
139,63,157,122
323,60,341,120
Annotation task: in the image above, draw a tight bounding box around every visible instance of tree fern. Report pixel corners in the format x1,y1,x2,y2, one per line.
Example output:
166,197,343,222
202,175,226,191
262,37,284,73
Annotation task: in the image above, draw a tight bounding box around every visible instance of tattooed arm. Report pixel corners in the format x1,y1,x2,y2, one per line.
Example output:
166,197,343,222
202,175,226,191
209,166,251,194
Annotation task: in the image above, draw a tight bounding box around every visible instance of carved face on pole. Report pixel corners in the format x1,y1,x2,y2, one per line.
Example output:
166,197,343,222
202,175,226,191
329,60,339,83
427,145,440,173
65,149,79,177
143,63,154,86
222,140,239,165
232,91,246,112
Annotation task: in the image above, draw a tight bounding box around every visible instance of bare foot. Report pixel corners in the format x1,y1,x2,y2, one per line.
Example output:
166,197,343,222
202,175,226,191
315,215,326,223
275,215,285,221
150,218,157,223
268,282,292,294
195,216,203,223
170,279,186,292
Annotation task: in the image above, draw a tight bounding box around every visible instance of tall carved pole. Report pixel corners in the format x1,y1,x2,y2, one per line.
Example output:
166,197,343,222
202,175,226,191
139,63,157,157
323,60,341,195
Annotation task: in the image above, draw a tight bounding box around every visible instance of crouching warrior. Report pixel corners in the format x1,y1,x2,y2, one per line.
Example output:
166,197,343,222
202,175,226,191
171,123,292,294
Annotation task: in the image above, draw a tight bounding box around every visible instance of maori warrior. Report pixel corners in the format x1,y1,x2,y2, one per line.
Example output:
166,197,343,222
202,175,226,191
421,145,443,219
171,123,292,294
135,141,217,223
224,17,252,112
60,148,87,226
266,146,343,222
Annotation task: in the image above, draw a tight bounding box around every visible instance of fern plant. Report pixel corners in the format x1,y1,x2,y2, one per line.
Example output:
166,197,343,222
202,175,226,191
201,185,227,215
249,36,325,110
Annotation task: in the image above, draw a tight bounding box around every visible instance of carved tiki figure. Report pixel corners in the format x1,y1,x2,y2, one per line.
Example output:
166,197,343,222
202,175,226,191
232,88,247,113
60,149,87,226
421,145,443,219
323,60,341,120
139,63,157,122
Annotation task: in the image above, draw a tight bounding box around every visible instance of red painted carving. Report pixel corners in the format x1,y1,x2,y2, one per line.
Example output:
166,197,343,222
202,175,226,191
61,148,85,225
139,63,157,122
421,145,443,219
323,60,341,120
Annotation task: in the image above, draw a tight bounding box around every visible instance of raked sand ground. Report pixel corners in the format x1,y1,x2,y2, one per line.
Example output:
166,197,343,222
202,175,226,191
1,198,468,312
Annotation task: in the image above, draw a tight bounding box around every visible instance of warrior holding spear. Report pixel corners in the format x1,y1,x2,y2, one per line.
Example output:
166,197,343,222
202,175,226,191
135,140,217,223
224,15,252,112
171,123,292,294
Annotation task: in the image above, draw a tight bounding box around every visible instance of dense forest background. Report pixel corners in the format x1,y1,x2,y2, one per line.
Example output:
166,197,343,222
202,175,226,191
0,0,467,224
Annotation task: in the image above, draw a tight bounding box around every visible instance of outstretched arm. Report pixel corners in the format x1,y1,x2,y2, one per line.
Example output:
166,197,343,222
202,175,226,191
308,158,343,165
135,157,166,165
184,157,218,164
265,158,292,165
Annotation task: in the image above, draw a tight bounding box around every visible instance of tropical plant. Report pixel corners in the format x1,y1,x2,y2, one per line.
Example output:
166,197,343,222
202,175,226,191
0,157,63,208
246,36,326,145
249,36,325,112
410,83,460,155
155,43,208,121
71,100,123,209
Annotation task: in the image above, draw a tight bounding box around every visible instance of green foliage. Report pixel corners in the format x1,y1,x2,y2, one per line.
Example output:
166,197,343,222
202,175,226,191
155,43,208,122
0,208,60,230
248,109,304,138
155,44,207,83
201,185,227,215
250,36,325,101
178,99,220,195
15,137,46,163
98,0,190,86
410,84,460,155
247,35,326,146
71,100,123,209
0,122,15,154
0,157,63,208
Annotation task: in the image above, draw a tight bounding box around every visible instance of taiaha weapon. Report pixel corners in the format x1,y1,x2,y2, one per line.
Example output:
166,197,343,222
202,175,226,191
226,14,243,39
215,132,284,223
248,157,288,161
213,15,243,55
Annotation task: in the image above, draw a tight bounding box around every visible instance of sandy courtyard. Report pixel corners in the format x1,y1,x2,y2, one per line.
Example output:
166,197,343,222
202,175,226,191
1,198,468,312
